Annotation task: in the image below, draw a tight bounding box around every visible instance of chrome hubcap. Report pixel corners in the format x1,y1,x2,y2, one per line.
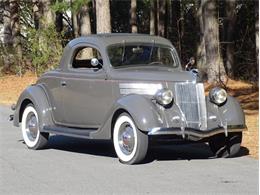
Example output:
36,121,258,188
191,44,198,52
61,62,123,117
118,123,135,155
26,112,38,141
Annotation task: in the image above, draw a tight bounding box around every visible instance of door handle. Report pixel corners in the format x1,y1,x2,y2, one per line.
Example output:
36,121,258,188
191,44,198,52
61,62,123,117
61,81,67,87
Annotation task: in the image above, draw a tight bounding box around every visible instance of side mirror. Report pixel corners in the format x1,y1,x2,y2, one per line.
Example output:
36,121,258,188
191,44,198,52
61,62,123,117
185,57,195,71
91,58,100,67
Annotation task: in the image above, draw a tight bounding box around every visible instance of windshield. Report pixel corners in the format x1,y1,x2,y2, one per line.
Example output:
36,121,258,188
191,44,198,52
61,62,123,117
107,44,178,68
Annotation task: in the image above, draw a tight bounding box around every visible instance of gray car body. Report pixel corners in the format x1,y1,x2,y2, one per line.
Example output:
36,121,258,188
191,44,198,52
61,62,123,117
13,34,246,141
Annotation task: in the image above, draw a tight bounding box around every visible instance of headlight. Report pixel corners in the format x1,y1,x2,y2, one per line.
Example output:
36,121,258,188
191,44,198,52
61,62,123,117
155,89,173,106
209,87,227,105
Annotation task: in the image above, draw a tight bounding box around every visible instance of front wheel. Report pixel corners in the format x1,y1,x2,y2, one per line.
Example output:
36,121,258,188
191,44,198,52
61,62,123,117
113,113,148,164
209,132,242,158
21,104,49,149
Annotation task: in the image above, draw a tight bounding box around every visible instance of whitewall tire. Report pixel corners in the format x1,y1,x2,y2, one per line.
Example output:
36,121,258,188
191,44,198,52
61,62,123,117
21,104,49,149
113,113,148,164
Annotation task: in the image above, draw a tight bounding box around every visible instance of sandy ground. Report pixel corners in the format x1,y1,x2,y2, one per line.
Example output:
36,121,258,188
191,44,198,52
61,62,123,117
0,73,258,158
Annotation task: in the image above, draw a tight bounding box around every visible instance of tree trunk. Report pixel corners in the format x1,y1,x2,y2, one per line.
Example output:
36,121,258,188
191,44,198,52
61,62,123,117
92,0,96,34
70,0,79,37
195,0,207,76
54,0,63,32
10,0,22,75
165,0,173,39
72,12,79,37
32,0,40,29
225,0,236,78
55,11,63,32
256,0,259,70
80,3,93,60
155,0,160,35
96,0,111,33
150,0,155,35
202,0,226,83
171,0,180,51
80,3,91,36
3,0,12,47
10,0,22,52
39,0,54,28
158,0,166,37
130,0,137,33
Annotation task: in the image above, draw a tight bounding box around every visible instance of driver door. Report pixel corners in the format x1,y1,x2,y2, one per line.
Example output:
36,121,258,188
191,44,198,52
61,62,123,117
61,45,113,128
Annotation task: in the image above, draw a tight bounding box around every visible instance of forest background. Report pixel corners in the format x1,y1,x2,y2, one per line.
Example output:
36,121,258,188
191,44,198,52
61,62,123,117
0,0,258,83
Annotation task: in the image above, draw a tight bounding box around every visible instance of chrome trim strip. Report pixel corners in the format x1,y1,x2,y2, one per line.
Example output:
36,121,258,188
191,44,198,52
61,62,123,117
120,88,157,95
119,83,163,95
196,83,207,130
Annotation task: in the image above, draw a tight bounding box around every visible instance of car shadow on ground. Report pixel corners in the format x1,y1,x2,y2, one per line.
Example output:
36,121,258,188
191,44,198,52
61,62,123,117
146,144,249,162
47,135,117,158
43,135,249,163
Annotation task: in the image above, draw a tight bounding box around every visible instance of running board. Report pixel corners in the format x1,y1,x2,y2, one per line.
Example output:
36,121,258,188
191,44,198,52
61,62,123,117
42,125,98,139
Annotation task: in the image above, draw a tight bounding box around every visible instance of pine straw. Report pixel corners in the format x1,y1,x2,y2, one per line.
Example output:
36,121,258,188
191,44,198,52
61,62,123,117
0,74,258,158
0,72,37,104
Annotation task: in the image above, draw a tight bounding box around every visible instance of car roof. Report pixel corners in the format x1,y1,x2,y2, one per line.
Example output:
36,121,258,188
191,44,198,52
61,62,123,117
59,34,175,71
67,33,173,48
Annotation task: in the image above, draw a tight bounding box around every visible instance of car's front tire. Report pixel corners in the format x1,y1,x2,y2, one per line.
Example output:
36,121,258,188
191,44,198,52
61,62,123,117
21,104,49,149
113,113,148,164
209,132,242,158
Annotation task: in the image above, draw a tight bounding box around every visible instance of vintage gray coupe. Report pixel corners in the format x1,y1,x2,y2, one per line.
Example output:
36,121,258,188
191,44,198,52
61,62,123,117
12,34,246,164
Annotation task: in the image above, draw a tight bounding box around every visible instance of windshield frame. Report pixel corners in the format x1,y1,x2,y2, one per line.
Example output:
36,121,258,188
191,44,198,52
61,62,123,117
106,42,181,69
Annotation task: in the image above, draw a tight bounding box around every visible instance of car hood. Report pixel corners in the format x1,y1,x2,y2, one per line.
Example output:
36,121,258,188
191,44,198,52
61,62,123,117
109,67,197,82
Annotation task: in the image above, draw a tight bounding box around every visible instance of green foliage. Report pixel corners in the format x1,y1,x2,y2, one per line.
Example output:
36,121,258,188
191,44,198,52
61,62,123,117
72,0,91,12
51,0,70,12
24,25,63,75
51,0,91,13
0,42,23,75
0,25,63,76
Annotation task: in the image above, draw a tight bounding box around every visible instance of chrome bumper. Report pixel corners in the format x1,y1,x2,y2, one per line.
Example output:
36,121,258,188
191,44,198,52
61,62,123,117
148,125,247,139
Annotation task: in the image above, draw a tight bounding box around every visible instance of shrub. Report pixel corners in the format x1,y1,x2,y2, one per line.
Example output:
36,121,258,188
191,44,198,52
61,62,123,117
24,25,63,75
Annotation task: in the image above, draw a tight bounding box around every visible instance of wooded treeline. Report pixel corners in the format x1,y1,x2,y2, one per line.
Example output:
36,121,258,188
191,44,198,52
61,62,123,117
0,0,258,83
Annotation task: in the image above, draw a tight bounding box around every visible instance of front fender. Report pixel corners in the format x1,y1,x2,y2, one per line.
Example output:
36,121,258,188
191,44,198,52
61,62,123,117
91,94,162,140
205,95,245,130
114,95,162,131
13,84,54,129
219,95,245,126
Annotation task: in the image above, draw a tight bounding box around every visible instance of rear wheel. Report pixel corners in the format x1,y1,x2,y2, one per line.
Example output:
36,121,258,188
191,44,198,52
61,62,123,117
209,132,242,158
113,113,148,164
21,104,49,149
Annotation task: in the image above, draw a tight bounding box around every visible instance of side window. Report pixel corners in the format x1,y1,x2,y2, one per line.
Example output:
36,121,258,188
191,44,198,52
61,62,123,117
108,46,123,67
72,46,103,69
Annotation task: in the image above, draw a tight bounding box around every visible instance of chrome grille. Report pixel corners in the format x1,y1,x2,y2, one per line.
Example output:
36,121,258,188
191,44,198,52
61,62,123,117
174,83,207,130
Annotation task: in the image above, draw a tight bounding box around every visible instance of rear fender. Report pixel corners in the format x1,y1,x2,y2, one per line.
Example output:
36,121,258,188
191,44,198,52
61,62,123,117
13,85,54,129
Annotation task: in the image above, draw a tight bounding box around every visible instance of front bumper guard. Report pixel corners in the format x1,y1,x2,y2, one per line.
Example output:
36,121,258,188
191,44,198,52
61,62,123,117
148,125,246,140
